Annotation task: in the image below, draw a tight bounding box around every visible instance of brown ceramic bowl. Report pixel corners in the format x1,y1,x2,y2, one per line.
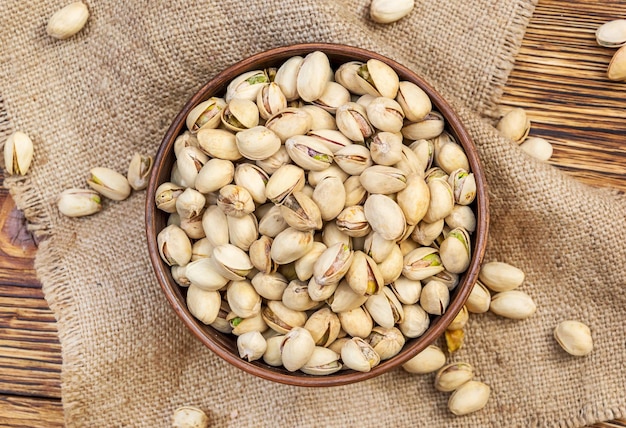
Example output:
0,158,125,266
146,43,489,387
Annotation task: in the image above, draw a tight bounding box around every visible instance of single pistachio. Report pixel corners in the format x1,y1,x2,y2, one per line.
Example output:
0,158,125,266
4,131,34,175
465,280,491,313
445,205,476,233
554,320,593,356
423,173,455,223
157,224,192,267
221,98,259,132
311,176,346,222
366,97,405,133
335,102,374,143
396,81,432,121
249,236,277,274
402,247,445,281
390,276,422,305
370,0,414,23
294,242,327,281
340,337,380,372
285,135,334,171
489,290,536,319
334,143,374,175
369,131,404,166
229,311,269,336
171,265,191,288
303,307,341,347
300,346,342,375
251,272,288,301
447,168,476,205
280,326,316,371
87,167,131,201
363,231,395,263
237,331,267,362
171,405,209,428
336,205,371,238
265,164,306,205
46,2,89,39
420,279,450,315
328,279,369,313
401,344,445,374
435,362,474,392
57,188,102,218
227,212,259,251
186,97,227,132
520,136,553,161
366,326,405,360
186,284,221,324
307,276,340,302
195,159,235,194
256,82,288,119
217,184,255,218
434,141,470,175
345,251,384,296
185,258,229,291
201,205,229,247
270,227,314,264
282,279,319,311
225,69,269,102
226,279,261,318
359,165,407,194
496,107,530,143
596,19,626,48
356,59,400,99
479,261,525,292
448,381,491,416
313,242,354,286
176,146,209,187
256,146,291,175
176,188,206,219
265,107,312,142
212,244,253,281
439,227,471,274
300,105,337,131
126,153,153,191
334,61,368,95
401,111,445,140
154,182,185,214
258,204,289,238
363,194,406,242
296,51,333,102
279,191,323,231
377,244,404,283
312,81,351,114
235,126,281,161
395,173,430,225
307,129,353,154
338,306,373,339
274,56,304,101
173,131,199,157
196,128,242,161
263,335,285,366
179,214,204,240
364,286,404,329
307,163,349,186
411,219,444,246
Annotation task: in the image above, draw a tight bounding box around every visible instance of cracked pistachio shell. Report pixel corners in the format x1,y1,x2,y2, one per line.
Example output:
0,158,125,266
226,279,261,318
398,304,430,338
554,320,593,356
420,279,450,315
227,213,258,251
359,165,407,194
175,146,209,187
445,205,476,233
285,135,334,171
300,346,342,375
345,251,384,296
234,163,269,205
396,81,431,122
496,108,530,143
87,167,131,201
297,51,333,102
312,81,351,114
237,331,267,362
174,131,199,157
366,97,405,133
341,337,380,372
176,188,205,219
155,182,184,213
411,219,444,246
171,265,191,287
334,144,373,175
235,126,281,161
364,231,395,264
343,175,368,206
401,111,445,140
171,405,209,428
322,221,352,249
427,269,459,291
265,164,306,205
390,276,422,305
397,173,430,225
435,362,474,392
356,59,400,99
4,131,34,175
126,153,153,191
336,205,371,238
369,131,403,166
258,204,289,238
256,82,287,120
195,159,234,194
490,290,536,319
270,227,314,264
366,326,405,360
180,214,204,240
196,128,242,161
409,139,435,172
202,205,229,247
186,97,227,132
520,136,553,161
336,102,374,143
282,279,319,311
335,61,368,95
312,176,346,222
596,19,626,47
229,311,268,336
423,175,455,223
294,242,327,282
251,272,288,301
217,184,255,218
402,344,445,374
448,168,476,205
363,194,406,241
403,247,444,281
439,227,471,274
57,188,102,217
300,105,337,131
338,307,373,339
304,307,341,347
329,279,369,313
307,129,353,154
212,244,253,281
256,146,291,175
378,244,404,283
274,56,304,101
448,381,491,416
249,235,277,274
186,284,221,324
157,224,192,267
307,276,339,302
435,142,470,175
479,261,525,292
280,327,316,371
221,98,259,132
185,258,228,291
466,280,491,313
370,0,414,23
263,335,285,366
265,107,312,142
225,69,269,102
46,2,89,39
365,286,404,328
313,242,354,286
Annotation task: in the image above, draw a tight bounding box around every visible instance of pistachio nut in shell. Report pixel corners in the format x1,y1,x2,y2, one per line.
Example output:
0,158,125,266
313,242,354,286
447,305,469,331
434,141,470,175
479,261,525,292
270,227,314,264
234,163,269,204
173,131,199,157
366,97,405,133
282,279,319,311
126,153,153,191
411,219,444,247
307,129,353,154
420,279,450,315
356,59,400,99
57,188,102,217
439,227,471,274
263,335,285,367
235,126,281,161
229,311,268,336
489,290,536,319
390,275,422,305
370,0,414,24
554,320,593,356
448,380,491,416
294,242,327,281
304,307,341,347
186,97,226,132
196,128,242,161
257,82,288,119
285,135,334,171
336,205,371,238
300,346,342,375
338,306,373,339
274,56,304,101
520,136,553,162
226,280,261,319
262,300,307,334
202,205,229,247
307,163,349,186
279,191,323,231
401,344,445,374
251,271,288,301
335,102,374,143
396,80,432,121
280,327,316,371
397,173,430,225
334,143,373,175
258,204,289,238
447,168,476,205
264,164,306,205
155,182,184,213
87,167,131,201
364,231,395,264
377,244,404,283
401,111,445,140
176,187,205,219
369,131,403,166
345,250,384,296
312,176,346,221
496,107,530,143
465,280,491,313
46,2,89,39
249,236,277,274
334,61,368,95
435,362,475,392
307,276,339,302
445,205,476,233
265,107,312,142
212,244,253,281
328,279,368,313
409,138,435,173
217,184,255,218
221,98,259,132
296,51,332,102
185,258,228,291
340,337,380,372
300,104,337,131
225,69,269,102
366,326,405,360
422,176,455,223
186,285,221,324
157,224,192,267
237,331,267,362
312,81,351,114
402,247,445,281
364,286,404,329
171,405,209,428
596,19,626,48
4,131,34,176
359,165,407,195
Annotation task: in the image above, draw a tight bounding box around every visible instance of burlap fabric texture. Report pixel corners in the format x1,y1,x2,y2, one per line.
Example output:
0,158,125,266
2,0,626,426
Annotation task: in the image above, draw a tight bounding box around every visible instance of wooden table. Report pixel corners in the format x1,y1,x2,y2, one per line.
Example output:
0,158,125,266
1,0,625,426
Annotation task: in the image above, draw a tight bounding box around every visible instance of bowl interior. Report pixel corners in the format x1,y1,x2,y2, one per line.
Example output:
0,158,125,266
146,43,489,387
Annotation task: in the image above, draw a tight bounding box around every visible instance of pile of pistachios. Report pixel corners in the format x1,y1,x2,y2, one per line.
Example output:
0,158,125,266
596,19,626,81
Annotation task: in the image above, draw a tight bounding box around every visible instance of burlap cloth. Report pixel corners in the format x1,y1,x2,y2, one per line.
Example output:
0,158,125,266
1,0,625,426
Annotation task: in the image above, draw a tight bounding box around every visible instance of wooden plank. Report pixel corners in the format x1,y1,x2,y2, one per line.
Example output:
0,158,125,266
0,396,64,428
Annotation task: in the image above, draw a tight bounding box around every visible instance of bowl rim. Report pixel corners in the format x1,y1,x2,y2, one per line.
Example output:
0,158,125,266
146,42,489,387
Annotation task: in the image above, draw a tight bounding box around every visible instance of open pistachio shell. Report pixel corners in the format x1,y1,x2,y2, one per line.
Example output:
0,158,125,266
364,286,404,328
274,56,304,101
270,227,314,264
334,144,373,175
279,191,323,231
401,344,445,374
280,327,316,371
340,337,380,372
57,188,102,217
335,102,374,143
235,126,281,161
334,61,368,95
186,285,221,325
596,19,626,48
257,82,288,119
439,227,471,274
186,97,226,132
359,165,407,194
127,153,154,191
396,80,432,122
265,107,312,142
356,59,400,99
157,224,192,267
300,346,342,375
363,194,406,241
212,244,253,281
345,251,384,296
313,242,354,286
262,300,307,334
225,69,269,102
365,326,405,360
265,164,306,205
336,205,371,238
402,247,445,281
87,167,131,201
401,111,445,140
303,307,341,347
294,242,327,281
366,97,405,133
285,135,334,171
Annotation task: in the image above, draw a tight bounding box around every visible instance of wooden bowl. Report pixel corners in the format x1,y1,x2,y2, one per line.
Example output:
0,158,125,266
146,43,489,387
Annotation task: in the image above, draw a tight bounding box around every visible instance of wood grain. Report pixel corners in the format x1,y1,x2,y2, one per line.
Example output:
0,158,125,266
1,0,625,425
